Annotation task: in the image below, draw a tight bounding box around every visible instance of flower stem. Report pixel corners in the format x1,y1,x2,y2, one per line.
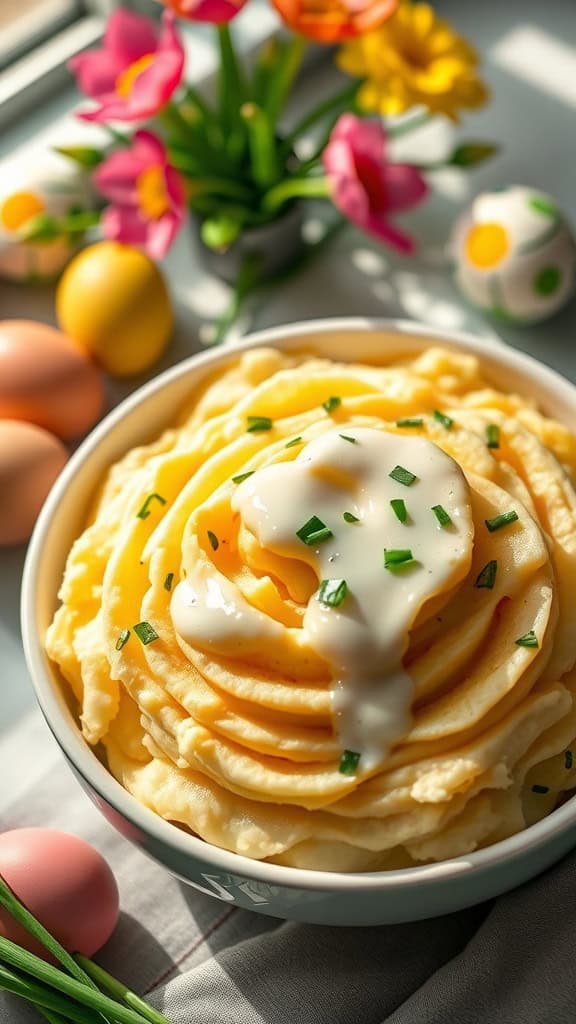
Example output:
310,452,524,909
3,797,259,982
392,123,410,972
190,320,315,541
75,956,170,1024
386,109,430,138
261,175,330,213
185,176,255,201
217,22,246,158
265,36,307,125
282,82,359,153
241,103,278,188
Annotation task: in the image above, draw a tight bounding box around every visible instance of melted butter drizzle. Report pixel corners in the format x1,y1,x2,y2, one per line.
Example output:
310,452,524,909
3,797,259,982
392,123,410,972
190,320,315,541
172,428,473,773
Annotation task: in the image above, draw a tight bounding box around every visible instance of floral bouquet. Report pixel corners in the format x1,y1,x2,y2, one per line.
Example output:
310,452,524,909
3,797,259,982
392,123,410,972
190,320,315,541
26,0,496,318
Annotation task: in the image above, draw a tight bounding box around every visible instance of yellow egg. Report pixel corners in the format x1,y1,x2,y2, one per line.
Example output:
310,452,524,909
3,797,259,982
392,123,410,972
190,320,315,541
56,242,173,377
0,420,68,546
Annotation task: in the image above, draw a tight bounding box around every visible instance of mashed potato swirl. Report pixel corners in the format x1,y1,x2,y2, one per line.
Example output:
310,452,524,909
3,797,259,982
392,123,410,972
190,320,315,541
46,345,576,870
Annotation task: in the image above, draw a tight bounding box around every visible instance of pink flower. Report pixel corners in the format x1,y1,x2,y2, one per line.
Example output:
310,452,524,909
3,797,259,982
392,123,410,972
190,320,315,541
70,9,184,123
95,131,186,259
322,114,428,253
160,0,248,21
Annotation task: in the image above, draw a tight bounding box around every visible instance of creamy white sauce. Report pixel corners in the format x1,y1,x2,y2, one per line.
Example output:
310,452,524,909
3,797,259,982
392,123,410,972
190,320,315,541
172,427,473,773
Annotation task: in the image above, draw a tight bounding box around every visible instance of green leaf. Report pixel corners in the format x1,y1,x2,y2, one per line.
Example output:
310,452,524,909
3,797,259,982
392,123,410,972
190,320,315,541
201,215,242,252
448,142,500,167
54,145,105,169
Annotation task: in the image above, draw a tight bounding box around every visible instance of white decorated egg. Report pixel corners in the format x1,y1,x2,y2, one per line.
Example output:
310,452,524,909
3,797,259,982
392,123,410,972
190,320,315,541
451,186,576,324
0,151,95,283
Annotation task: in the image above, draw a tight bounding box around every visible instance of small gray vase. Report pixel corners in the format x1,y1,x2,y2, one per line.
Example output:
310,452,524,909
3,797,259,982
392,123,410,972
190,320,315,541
197,203,306,285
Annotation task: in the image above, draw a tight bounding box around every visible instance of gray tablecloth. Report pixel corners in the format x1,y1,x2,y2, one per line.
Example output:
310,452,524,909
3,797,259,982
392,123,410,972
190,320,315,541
1,708,574,1024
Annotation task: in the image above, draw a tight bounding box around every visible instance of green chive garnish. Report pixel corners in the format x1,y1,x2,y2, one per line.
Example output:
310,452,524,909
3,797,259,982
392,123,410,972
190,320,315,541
318,579,348,607
339,434,357,444
164,573,174,592
246,415,272,432
339,750,361,775
565,750,573,770
343,511,359,523
232,470,255,484
433,410,454,430
133,621,159,645
323,396,342,413
390,498,408,524
485,510,519,532
137,493,167,520
115,629,130,651
389,465,418,487
285,436,303,448
515,630,539,648
432,504,452,528
384,548,418,572
531,784,549,794
486,424,500,449
475,560,498,590
396,417,423,428
207,530,219,551
296,515,334,546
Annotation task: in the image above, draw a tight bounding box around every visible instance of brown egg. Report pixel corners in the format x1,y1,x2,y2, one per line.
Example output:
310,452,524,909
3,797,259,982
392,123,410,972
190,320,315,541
0,320,105,440
0,420,68,546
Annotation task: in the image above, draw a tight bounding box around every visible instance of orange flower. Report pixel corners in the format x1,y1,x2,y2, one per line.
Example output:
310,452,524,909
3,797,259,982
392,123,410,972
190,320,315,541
271,0,399,44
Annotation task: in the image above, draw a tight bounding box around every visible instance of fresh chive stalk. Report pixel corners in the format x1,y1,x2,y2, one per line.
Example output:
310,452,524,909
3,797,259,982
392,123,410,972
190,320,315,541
0,962,102,1024
531,784,549,794
565,750,573,770
515,630,539,648
384,549,418,572
75,956,170,1024
317,579,348,607
343,511,359,523
285,437,303,448
431,504,452,528
163,573,174,592
115,629,130,651
232,470,255,483
485,510,519,532
389,465,417,487
246,415,272,432
136,494,166,520
390,499,408,524
339,750,361,775
339,434,357,444
322,396,341,413
486,424,500,449
475,560,498,590
296,516,333,546
433,410,454,430
133,622,159,646
207,530,219,551
396,417,423,428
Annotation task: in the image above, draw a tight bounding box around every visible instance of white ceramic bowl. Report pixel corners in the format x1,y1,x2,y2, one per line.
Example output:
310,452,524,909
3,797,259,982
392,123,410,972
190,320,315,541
21,318,576,926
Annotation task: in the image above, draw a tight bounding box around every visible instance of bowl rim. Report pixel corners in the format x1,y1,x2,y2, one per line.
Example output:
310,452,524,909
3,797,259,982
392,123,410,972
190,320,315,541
21,315,576,892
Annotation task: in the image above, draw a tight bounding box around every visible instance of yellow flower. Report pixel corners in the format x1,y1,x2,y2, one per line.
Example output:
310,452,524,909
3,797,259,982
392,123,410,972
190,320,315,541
338,1,489,122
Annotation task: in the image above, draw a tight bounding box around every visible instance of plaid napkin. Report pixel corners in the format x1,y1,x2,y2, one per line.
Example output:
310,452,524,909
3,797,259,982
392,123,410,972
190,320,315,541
1,709,575,1024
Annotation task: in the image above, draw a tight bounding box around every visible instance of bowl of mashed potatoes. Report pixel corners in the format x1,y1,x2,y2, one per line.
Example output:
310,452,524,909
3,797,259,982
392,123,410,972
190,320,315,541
22,318,576,925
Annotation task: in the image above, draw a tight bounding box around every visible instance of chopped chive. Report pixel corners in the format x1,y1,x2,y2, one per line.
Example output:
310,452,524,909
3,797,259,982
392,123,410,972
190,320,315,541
389,465,418,487
396,417,423,428
485,510,519,532
565,750,573,770
207,530,219,551
475,560,498,590
339,434,357,444
390,498,408,524
343,511,360,523
246,415,272,432
339,749,361,775
285,436,303,448
115,629,130,651
432,504,452,528
531,784,549,794
232,470,255,484
164,572,174,592
318,579,348,607
322,396,342,413
515,630,539,648
296,515,334,546
384,548,418,572
433,409,454,430
133,621,159,645
486,424,500,449
137,493,167,520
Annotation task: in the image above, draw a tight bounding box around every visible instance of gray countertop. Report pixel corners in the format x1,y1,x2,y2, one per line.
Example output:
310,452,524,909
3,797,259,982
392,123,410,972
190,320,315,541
1,0,575,735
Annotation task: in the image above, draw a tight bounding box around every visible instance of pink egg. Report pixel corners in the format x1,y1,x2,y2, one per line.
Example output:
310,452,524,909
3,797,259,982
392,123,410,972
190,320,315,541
0,319,105,440
0,829,119,959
